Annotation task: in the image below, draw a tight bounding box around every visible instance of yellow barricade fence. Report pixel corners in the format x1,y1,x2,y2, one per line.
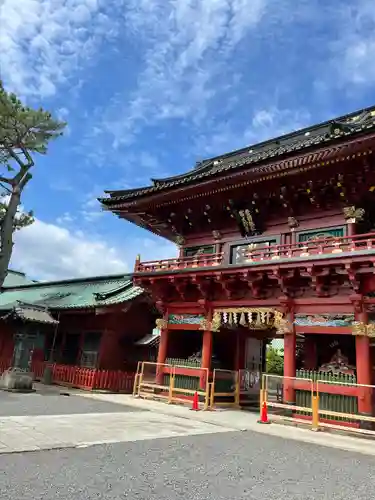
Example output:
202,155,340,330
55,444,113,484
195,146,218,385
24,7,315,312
261,375,375,435
136,361,210,410
261,374,315,421
171,364,210,410
211,369,239,409
138,361,173,401
315,379,375,435
132,361,142,397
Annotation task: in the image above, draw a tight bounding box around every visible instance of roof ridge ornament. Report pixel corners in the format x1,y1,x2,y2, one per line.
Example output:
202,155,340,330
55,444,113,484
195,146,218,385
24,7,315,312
93,282,131,301
330,109,375,135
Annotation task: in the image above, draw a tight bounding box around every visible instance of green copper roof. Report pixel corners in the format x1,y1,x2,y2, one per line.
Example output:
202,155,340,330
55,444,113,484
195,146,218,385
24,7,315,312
3,270,36,287
3,302,59,324
0,273,143,311
100,106,375,205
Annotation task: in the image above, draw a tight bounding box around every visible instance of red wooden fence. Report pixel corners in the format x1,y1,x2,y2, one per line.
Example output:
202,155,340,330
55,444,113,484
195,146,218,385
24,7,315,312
0,358,135,393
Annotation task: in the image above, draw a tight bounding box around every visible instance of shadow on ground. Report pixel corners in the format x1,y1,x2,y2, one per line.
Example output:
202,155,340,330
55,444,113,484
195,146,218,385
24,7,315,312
0,385,140,416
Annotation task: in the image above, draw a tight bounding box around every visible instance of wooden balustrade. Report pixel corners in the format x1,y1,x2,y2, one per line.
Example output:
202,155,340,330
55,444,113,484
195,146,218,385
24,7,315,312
134,233,375,273
136,252,224,272
28,361,135,393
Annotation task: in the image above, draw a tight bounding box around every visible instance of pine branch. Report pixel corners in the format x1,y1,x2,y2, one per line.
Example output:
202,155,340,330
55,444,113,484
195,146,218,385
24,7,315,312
0,79,66,287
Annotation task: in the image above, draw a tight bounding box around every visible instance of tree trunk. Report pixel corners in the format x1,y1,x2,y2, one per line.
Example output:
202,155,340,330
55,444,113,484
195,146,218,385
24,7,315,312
0,185,23,288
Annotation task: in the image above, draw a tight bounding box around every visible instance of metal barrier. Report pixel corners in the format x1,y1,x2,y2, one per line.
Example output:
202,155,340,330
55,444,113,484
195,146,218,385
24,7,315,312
137,361,172,401
172,364,210,409
261,375,375,436
315,379,375,435
132,361,142,396
136,361,210,409
211,369,239,409
261,373,314,419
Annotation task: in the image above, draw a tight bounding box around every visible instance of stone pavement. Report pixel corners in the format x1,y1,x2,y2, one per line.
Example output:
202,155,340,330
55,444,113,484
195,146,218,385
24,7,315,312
78,392,375,457
0,410,234,454
2,387,375,456
0,389,138,416
2,430,375,500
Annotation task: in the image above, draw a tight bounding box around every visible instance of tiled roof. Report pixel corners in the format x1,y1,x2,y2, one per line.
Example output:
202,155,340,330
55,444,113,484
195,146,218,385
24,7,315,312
2,301,59,324
135,330,160,346
100,106,375,205
0,274,143,311
3,270,36,287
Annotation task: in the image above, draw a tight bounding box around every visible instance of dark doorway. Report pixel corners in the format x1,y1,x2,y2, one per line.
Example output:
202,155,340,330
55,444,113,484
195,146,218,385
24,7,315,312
62,333,81,365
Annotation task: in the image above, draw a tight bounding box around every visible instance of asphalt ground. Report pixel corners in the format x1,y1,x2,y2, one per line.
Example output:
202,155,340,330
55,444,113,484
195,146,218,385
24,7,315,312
0,391,139,416
0,429,374,500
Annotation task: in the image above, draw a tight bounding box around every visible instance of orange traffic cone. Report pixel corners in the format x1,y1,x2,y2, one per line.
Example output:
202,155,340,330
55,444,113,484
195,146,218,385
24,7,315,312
258,401,270,424
191,391,199,411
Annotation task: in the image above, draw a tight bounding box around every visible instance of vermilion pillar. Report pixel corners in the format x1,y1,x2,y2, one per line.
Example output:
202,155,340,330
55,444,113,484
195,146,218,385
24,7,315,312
356,335,372,415
156,326,169,384
200,328,213,389
283,330,296,404
157,328,168,365
355,311,372,417
347,220,356,237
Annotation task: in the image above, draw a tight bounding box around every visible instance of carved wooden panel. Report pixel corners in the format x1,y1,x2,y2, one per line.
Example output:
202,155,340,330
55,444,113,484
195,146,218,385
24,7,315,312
297,226,345,243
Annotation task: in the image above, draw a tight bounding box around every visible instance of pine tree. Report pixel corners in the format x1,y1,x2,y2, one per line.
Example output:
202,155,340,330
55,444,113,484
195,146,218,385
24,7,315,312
0,81,66,286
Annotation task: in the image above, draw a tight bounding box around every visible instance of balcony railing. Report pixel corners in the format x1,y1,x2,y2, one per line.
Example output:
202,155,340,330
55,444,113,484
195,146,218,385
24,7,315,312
135,252,224,273
134,233,375,274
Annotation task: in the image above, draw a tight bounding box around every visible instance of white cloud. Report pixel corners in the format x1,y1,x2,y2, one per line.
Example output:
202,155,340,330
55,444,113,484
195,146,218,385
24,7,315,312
97,0,271,147
0,0,119,99
330,0,375,86
245,107,312,143
194,106,312,157
11,218,128,281
11,218,177,281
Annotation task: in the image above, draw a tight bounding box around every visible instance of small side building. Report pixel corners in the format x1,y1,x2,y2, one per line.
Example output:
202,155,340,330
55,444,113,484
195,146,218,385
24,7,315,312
0,271,159,385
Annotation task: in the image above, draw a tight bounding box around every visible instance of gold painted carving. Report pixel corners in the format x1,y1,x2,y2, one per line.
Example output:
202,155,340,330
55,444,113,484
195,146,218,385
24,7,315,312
352,321,375,337
209,307,287,332
155,318,168,330
199,318,213,331
273,311,293,335
174,235,185,247
212,311,222,332
343,206,365,223
288,217,299,231
238,209,256,233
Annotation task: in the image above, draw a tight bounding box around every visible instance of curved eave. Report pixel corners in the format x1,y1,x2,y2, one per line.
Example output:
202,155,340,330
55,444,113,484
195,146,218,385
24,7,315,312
100,129,375,209
104,186,152,197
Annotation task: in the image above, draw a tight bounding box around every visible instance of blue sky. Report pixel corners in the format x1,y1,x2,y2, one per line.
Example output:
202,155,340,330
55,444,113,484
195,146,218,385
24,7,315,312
1,0,375,280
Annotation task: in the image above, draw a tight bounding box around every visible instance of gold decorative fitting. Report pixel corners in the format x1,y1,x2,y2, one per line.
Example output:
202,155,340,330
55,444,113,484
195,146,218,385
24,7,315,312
199,318,213,331
288,217,299,230
343,206,365,222
300,245,309,257
331,240,343,253
174,235,185,246
238,209,256,233
212,230,222,241
155,318,168,330
274,311,293,335
352,321,375,337
210,308,285,332
211,312,221,332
